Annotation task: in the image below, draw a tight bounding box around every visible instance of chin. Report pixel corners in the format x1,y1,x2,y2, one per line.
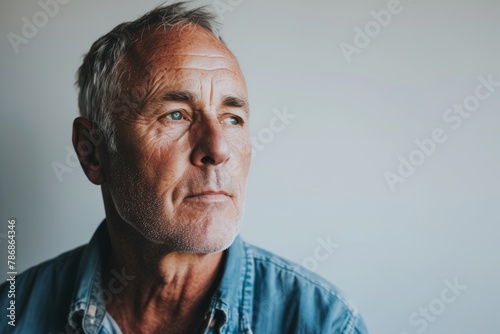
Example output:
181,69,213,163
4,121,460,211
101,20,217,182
181,216,241,254
163,202,243,253
127,212,241,254
187,234,237,254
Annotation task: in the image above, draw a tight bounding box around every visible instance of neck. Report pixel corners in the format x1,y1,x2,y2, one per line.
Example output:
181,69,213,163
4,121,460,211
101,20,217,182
101,215,225,334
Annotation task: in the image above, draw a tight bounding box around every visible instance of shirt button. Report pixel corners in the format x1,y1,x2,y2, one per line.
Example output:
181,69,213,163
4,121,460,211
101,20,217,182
88,304,97,318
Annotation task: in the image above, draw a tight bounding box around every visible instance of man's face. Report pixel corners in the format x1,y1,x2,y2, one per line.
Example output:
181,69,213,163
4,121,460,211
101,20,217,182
103,25,251,253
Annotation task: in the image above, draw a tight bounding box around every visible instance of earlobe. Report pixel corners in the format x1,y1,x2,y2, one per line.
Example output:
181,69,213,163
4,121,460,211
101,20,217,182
72,117,106,185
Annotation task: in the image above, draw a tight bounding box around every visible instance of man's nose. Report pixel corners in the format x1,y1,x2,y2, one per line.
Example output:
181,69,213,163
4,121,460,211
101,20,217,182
190,117,230,167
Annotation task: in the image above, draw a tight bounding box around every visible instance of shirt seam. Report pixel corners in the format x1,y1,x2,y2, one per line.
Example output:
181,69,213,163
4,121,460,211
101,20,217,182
340,311,359,334
250,250,359,320
238,240,254,333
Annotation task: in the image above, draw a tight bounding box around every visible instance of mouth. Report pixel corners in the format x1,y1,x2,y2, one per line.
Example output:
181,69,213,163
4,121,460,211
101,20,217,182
184,190,231,202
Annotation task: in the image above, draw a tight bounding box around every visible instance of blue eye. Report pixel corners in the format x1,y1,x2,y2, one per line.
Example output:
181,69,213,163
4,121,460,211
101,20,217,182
166,111,183,120
223,116,239,125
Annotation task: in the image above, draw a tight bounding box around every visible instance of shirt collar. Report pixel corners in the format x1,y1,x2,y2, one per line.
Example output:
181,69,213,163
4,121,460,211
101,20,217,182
67,220,254,333
68,220,110,333
212,234,254,333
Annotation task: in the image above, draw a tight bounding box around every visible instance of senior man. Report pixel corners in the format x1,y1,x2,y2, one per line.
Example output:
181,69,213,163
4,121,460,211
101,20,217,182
1,3,368,333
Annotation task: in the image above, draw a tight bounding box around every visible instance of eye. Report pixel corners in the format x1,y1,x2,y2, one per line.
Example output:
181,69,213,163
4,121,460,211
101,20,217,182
165,111,183,121
222,116,240,126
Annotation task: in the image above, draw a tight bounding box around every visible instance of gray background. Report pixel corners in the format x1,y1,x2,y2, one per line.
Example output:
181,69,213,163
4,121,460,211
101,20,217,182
1,0,499,333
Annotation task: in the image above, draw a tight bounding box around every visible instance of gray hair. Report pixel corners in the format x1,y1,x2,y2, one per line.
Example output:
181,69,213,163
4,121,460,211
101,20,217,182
76,2,222,151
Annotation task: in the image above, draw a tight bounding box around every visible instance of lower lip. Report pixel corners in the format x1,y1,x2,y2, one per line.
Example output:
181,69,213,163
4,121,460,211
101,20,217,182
185,194,230,202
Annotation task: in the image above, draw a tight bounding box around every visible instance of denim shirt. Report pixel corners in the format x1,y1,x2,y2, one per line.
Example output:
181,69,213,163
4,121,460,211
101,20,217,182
0,221,368,333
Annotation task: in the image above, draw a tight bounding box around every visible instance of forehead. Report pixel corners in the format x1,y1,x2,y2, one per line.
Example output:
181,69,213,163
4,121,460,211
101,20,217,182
122,24,245,91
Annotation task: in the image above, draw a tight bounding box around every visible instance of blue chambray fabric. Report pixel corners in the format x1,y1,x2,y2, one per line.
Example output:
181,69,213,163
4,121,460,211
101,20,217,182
0,221,369,334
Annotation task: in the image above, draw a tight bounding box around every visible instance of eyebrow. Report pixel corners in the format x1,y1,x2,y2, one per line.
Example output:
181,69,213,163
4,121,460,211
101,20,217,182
162,91,196,102
222,95,248,110
161,91,249,114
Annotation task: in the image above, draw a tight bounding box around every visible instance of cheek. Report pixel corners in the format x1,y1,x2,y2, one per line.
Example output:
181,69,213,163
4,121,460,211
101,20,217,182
236,131,252,160
226,126,251,152
227,136,252,184
127,131,191,188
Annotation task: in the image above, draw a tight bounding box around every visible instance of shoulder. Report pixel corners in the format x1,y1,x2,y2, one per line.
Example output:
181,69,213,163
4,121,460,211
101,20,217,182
2,244,85,291
242,241,368,333
0,245,86,328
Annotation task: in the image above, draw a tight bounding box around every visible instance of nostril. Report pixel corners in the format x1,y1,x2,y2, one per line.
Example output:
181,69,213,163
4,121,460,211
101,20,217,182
201,156,216,164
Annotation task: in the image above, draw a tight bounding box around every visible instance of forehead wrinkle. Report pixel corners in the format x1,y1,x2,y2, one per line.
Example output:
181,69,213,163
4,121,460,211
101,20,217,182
148,67,241,78
198,77,203,110
212,75,247,98
130,24,240,71
143,74,246,115
169,53,234,59
210,75,215,111
198,75,217,113
152,53,235,60
127,35,246,111
150,52,239,71
158,63,240,73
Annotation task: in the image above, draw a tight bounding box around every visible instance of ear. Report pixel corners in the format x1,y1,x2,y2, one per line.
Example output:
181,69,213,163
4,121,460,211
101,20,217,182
72,117,106,185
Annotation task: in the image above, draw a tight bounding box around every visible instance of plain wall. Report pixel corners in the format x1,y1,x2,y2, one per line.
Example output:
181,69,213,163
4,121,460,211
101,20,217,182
1,0,499,333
